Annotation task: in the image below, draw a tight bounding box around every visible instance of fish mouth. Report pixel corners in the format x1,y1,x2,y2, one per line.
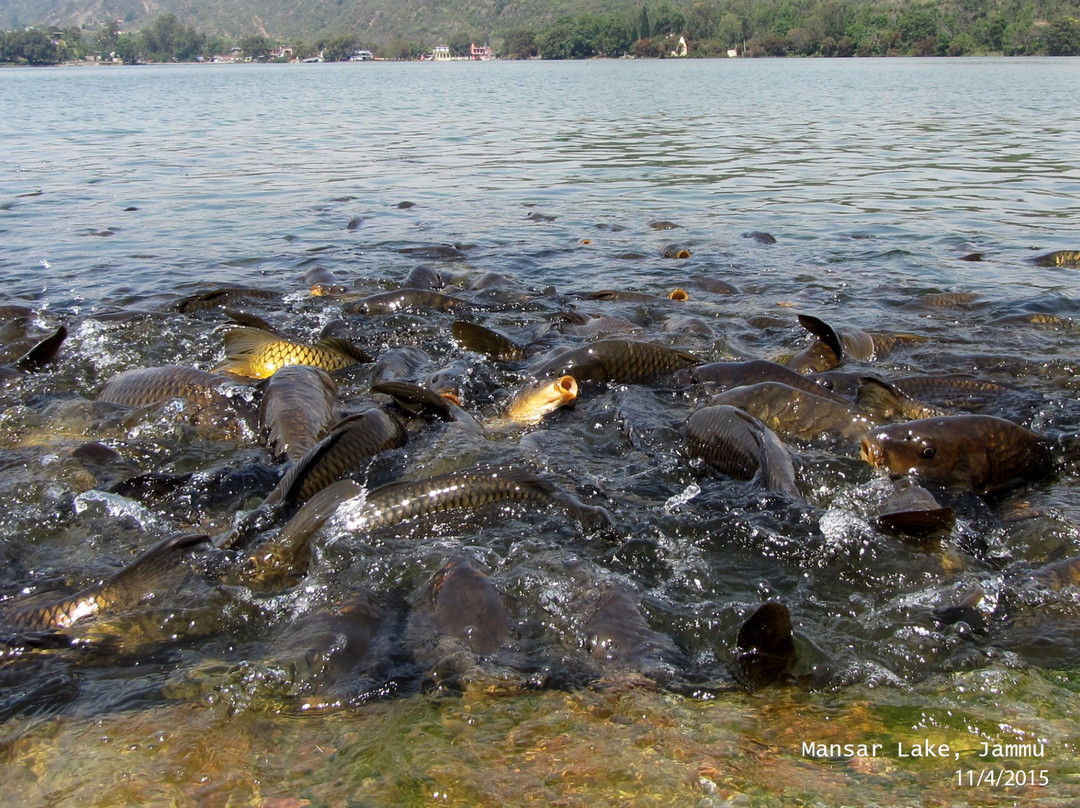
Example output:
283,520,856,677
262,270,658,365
860,437,883,466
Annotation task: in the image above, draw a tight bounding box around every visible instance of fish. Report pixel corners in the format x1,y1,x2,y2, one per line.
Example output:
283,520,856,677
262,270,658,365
671,359,848,403
258,365,338,461
266,590,381,697
554,311,644,338
532,339,700,384
214,327,371,378
229,480,364,588
3,532,209,631
340,288,466,315
855,376,947,422
731,602,797,691
1031,250,1080,268
98,365,241,408
410,556,512,657
173,287,278,313
576,581,682,679
660,243,692,259
872,478,955,540
337,465,609,535
451,321,526,361
913,291,980,308
503,375,578,425
12,324,67,371
586,289,688,302
266,408,408,509
709,381,880,445
685,405,801,499
303,267,347,296
741,231,777,244
860,415,1053,495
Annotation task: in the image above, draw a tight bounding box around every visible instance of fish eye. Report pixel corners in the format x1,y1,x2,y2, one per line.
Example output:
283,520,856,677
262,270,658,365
920,446,936,459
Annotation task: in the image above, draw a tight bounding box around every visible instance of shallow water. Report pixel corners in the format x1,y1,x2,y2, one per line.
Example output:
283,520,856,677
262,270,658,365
0,58,1079,805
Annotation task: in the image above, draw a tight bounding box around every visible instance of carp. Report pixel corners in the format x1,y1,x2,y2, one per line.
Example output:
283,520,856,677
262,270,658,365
258,365,338,461
341,288,465,315
532,339,700,384
861,415,1053,495
685,405,801,499
98,365,240,409
267,409,408,509
214,327,370,379
504,375,579,425
1031,250,1080,268
709,381,879,445
2,532,209,631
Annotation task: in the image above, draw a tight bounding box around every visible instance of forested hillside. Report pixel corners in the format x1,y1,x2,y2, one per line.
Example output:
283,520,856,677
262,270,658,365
1,0,1078,60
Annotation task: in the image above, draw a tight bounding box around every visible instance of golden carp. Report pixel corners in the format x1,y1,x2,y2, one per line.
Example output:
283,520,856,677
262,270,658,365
504,375,578,425
214,327,370,379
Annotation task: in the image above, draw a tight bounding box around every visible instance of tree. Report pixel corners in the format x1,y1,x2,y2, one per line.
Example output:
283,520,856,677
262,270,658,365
1045,17,1080,55
686,2,720,41
239,35,274,60
113,32,143,64
651,3,686,36
504,29,538,59
448,30,472,57
322,35,359,61
639,6,651,40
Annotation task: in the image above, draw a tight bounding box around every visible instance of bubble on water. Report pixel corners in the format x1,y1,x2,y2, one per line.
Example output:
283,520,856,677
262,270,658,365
72,489,173,532
664,482,700,513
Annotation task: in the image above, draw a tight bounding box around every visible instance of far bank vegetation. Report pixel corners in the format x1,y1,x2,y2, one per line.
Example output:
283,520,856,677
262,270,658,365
2,0,1079,65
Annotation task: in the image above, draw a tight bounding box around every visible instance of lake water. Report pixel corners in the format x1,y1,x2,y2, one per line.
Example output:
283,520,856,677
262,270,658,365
1,58,1079,806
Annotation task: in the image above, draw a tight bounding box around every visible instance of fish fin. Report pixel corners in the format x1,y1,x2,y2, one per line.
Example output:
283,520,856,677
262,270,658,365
451,321,525,361
314,337,371,363
221,326,280,356
372,381,456,420
855,376,907,419
797,314,844,361
16,325,67,371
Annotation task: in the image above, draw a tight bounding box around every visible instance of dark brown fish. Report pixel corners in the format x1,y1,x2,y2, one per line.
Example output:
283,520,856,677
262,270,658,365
914,292,980,308
555,311,643,338
709,381,880,444
577,581,681,675
855,376,947,422
303,266,347,296
451,320,526,361
586,289,687,302
671,359,847,403
412,556,511,656
741,231,776,244
732,602,796,691
689,275,738,295
532,340,700,384
341,288,466,315
685,405,800,499
3,532,209,631
267,590,381,694
173,287,278,313
873,478,955,540
267,408,407,508
258,365,338,461
860,415,1053,495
